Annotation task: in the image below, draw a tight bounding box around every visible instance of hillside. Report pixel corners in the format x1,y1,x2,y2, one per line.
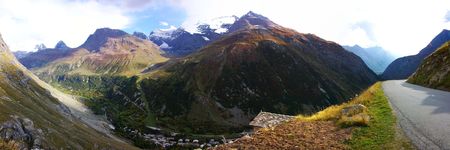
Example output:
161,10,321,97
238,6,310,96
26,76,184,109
93,11,378,137
32,28,168,79
408,41,450,91
382,29,450,80
0,33,137,149
343,45,395,74
215,83,412,149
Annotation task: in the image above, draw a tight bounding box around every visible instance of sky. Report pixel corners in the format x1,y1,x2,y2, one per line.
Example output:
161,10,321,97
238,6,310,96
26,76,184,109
0,0,449,57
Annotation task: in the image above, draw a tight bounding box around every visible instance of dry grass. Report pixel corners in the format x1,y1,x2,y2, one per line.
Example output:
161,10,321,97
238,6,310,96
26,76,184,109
216,83,413,150
296,83,377,123
0,141,19,150
214,121,352,150
295,82,413,149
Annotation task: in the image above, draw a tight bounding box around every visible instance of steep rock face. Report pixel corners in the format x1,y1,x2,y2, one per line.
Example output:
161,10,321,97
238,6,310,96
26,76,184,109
0,33,137,149
382,29,450,79
131,12,378,134
343,45,395,74
408,41,450,91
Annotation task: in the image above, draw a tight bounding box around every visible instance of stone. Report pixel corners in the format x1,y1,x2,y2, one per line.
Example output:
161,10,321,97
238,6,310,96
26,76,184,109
0,115,44,149
341,104,367,117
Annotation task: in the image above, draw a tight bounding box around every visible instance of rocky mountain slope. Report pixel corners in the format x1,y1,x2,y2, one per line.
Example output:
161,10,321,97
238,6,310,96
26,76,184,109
343,45,395,74
33,28,168,78
0,33,137,149
408,41,450,91
382,29,450,80
97,11,378,135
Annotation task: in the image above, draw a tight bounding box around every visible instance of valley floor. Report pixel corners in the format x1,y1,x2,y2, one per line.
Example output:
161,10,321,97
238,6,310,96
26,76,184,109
383,80,450,149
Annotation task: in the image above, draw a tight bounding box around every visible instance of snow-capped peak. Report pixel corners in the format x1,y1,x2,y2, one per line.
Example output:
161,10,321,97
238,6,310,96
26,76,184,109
183,15,238,34
149,25,178,39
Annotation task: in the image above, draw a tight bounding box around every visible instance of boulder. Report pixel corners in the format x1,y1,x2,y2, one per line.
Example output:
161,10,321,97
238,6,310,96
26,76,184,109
339,104,370,126
341,104,367,117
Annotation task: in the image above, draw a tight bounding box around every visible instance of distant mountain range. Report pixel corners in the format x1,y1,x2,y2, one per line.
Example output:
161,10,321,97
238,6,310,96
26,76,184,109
408,41,450,91
343,45,395,74
18,41,73,69
382,29,450,80
33,28,168,78
0,33,137,149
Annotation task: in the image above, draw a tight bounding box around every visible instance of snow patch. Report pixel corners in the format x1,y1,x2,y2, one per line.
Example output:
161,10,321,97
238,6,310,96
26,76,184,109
159,42,171,49
149,26,177,39
183,16,238,34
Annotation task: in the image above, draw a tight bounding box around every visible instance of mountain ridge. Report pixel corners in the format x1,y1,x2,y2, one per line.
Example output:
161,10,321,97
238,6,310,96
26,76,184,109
408,41,450,91
382,29,450,79
31,28,168,77
117,11,379,134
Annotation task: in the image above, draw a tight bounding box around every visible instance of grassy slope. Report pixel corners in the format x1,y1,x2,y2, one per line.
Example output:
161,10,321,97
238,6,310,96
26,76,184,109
408,41,450,91
0,37,138,149
33,35,168,77
297,82,413,149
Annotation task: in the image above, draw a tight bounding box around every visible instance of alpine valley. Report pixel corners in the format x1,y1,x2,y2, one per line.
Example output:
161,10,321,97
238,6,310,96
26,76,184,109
13,11,380,148
0,33,138,149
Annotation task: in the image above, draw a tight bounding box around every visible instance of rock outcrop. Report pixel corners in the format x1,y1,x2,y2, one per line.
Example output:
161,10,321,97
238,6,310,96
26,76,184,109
408,41,450,91
0,116,44,150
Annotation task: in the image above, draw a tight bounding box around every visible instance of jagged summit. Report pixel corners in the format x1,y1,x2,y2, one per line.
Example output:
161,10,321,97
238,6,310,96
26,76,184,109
79,28,128,51
228,11,277,32
242,11,269,20
54,40,69,49
34,43,47,51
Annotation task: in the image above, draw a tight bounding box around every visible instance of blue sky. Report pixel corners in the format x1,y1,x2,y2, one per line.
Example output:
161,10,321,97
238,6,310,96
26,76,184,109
0,0,449,57
123,4,186,34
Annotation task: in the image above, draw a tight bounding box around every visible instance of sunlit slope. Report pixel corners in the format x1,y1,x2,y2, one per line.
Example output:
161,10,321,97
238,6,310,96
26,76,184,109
408,41,450,91
0,33,137,149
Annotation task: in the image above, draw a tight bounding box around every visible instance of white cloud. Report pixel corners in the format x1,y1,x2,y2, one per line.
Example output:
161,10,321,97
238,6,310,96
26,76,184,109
1,0,449,57
176,0,450,57
0,0,130,51
159,21,169,26
92,0,159,12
